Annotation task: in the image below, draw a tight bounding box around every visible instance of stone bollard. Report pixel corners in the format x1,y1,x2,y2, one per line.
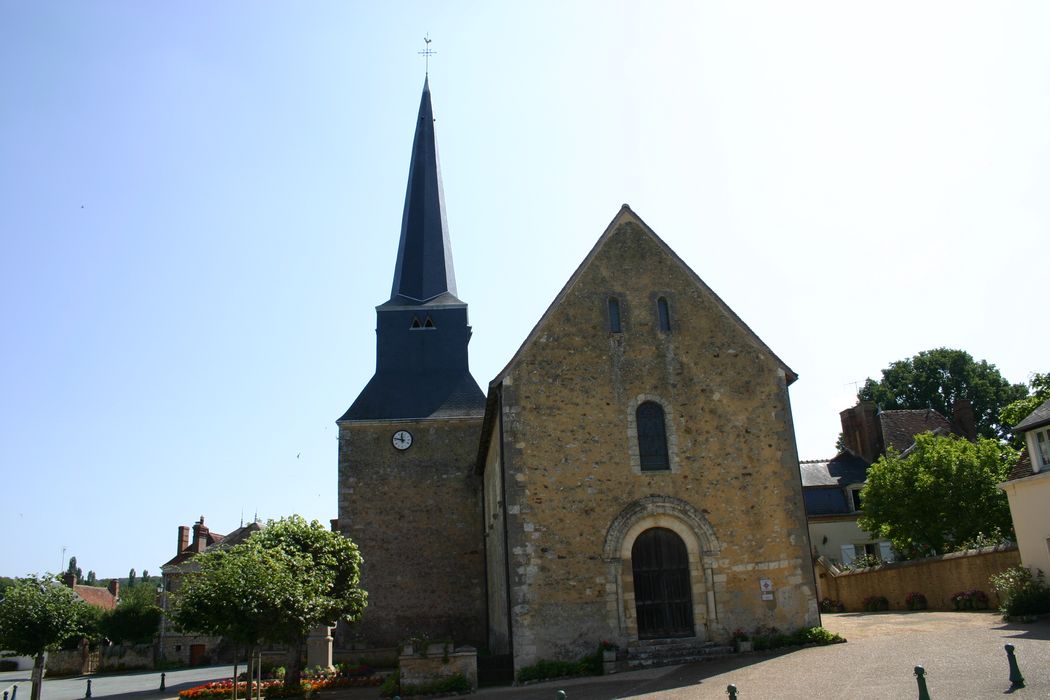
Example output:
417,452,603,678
160,672,166,691
85,679,92,699
914,666,930,700
727,683,738,699
1005,644,1025,689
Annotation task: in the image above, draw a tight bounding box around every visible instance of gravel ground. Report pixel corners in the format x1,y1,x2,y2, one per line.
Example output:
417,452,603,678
4,612,1047,700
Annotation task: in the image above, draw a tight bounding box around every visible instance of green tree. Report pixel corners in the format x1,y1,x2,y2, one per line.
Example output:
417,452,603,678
128,568,136,588
0,575,90,700
86,570,97,585
65,557,82,581
858,433,1015,558
858,348,1027,441
999,372,1050,446
172,516,366,689
100,584,161,644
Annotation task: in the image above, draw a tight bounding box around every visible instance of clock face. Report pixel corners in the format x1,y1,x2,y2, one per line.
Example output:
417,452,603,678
392,430,413,451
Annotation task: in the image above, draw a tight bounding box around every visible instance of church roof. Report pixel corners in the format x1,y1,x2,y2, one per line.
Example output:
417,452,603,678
878,409,953,454
389,76,458,304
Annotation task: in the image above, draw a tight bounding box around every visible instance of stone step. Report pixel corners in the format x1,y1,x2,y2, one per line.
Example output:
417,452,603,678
624,639,734,670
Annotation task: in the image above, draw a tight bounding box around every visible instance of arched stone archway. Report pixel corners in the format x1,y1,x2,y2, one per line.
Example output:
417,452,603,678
602,496,722,641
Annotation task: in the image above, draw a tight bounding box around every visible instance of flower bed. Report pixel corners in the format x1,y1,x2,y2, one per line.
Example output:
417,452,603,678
179,674,382,699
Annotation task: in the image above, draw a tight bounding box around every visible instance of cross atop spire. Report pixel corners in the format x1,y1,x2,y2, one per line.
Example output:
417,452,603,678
389,77,458,303
418,34,436,76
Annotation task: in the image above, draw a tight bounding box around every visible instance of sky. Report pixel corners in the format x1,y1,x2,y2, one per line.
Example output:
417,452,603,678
1,2,1048,579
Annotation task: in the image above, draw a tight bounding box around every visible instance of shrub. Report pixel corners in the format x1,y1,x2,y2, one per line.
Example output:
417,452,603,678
861,595,889,612
843,554,882,571
991,566,1050,618
752,625,844,650
951,590,989,610
380,671,471,697
905,592,928,610
819,598,845,613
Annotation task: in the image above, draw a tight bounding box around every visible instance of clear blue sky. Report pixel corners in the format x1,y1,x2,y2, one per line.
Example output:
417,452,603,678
2,2,1047,579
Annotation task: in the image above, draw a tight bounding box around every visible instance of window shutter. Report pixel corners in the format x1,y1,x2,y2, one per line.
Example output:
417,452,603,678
879,542,893,562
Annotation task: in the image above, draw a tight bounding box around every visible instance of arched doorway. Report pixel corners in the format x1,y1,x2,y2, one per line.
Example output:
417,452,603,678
631,527,694,638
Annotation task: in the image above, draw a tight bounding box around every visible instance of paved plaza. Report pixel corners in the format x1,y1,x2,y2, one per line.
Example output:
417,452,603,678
2,612,1047,700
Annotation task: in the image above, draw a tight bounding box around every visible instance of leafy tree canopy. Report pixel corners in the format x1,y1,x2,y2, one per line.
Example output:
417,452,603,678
858,348,1027,442
999,372,1050,446
0,575,88,656
172,515,366,688
100,585,161,644
858,433,1015,559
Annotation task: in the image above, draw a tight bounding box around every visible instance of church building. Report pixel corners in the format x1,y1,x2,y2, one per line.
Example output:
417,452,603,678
336,78,819,671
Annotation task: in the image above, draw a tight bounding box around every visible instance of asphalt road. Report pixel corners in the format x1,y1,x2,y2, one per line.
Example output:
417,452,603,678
2,612,1048,700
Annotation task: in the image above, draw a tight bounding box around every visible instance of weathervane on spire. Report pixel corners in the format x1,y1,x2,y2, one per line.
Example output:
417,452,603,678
419,34,436,75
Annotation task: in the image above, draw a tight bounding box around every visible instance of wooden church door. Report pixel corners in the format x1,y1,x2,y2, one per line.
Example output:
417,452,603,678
631,527,694,638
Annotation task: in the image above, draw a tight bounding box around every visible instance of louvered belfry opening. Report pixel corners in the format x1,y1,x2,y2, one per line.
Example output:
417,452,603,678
631,527,694,639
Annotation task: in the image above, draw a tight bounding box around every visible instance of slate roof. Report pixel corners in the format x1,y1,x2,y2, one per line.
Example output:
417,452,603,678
799,451,871,487
1014,397,1050,433
878,409,953,453
389,76,457,304
162,523,260,568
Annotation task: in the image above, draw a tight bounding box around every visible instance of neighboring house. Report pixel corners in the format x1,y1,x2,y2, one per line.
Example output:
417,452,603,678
800,453,892,567
159,516,261,665
802,400,978,567
999,398,1050,576
335,77,819,674
61,573,119,611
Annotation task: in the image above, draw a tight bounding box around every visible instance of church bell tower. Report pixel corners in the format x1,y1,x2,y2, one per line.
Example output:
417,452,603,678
336,77,487,647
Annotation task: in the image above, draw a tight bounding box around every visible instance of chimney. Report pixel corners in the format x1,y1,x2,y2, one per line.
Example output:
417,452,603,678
108,579,120,599
191,516,210,553
840,401,881,463
178,525,190,554
62,572,77,588
952,398,977,441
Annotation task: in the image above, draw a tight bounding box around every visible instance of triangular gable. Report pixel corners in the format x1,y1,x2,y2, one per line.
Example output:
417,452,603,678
475,204,796,472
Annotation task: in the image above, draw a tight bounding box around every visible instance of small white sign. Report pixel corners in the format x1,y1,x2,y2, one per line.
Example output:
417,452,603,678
762,592,774,601
759,578,773,593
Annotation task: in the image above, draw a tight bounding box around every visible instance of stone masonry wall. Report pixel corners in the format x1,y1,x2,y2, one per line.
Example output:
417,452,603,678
338,416,486,648
818,544,1020,611
492,217,819,667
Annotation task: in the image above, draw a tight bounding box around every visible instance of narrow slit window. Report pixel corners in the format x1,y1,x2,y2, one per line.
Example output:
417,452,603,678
657,297,671,332
636,401,670,471
410,317,422,329
424,316,435,328
608,297,622,333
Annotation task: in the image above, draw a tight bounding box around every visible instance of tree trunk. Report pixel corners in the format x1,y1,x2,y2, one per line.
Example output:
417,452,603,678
30,653,45,700
284,636,304,690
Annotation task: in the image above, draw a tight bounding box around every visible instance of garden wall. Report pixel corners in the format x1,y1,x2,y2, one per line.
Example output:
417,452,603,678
816,544,1020,611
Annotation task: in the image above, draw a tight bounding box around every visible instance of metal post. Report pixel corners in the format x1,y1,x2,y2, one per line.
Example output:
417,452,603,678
5,688,9,700
556,692,566,700
11,685,16,700
914,666,930,700
727,684,738,699
1005,644,1025,689
160,672,166,691
85,679,92,699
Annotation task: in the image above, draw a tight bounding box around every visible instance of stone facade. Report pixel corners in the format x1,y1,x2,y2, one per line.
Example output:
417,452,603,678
336,416,486,648
478,209,819,668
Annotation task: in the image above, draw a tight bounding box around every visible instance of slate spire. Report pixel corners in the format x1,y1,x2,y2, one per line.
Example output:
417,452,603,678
390,76,458,303
339,77,484,422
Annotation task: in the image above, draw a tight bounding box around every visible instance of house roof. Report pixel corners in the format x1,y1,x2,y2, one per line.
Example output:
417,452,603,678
799,451,871,487
1005,448,1033,482
1014,397,1050,433
162,522,260,568
878,409,953,453
73,584,117,611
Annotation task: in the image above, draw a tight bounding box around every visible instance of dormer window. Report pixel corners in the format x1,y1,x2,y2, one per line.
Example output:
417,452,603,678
424,316,436,328
657,297,671,332
608,297,622,333
1035,428,1050,469
410,317,422,329
849,486,863,512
